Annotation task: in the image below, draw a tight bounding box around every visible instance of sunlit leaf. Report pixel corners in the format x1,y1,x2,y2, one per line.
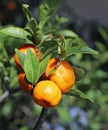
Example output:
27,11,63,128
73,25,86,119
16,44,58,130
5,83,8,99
24,49,40,85
57,29,79,38
66,46,98,57
65,89,94,102
0,26,31,40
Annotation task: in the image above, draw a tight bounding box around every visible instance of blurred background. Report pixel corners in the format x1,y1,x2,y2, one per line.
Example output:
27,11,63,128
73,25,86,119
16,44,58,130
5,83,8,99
0,0,108,28
0,0,108,130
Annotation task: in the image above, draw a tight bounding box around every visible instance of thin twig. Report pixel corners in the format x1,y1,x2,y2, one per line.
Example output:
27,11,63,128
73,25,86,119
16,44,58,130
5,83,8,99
0,90,9,103
0,87,21,103
33,107,48,130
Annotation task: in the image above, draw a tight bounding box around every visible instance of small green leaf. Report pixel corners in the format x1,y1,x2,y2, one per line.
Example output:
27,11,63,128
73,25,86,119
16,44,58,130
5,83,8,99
38,0,61,29
81,46,99,54
57,29,78,38
39,55,51,77
24,49,40,85
22,4,32,21
15,49,25,69
55,15,68,24
0,26,31,40
25,18,38,36
9,67,18,87
66,46,99,57
73,66,85,81
65,89,94,102
10,76,18,88
0,43,8,61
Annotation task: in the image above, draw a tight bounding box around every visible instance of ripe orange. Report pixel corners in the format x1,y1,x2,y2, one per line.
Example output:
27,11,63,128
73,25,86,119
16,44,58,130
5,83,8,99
43,58,75,93
33,80,61,108
7,1,16,11
18,72,32,94
14,44,37,70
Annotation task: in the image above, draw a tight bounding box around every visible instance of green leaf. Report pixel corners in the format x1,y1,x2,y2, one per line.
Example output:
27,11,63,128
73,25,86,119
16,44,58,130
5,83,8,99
57,29,86,46
38,0,61,29
24,49,40,85
15,49,25,69
22,4,32,21
65,89,94,102
9,67,18,88
66,46,99,57
22,4,39,40
0,43,8,61
55,15,68,25
40,40,58,59
57,29,78,38
40,43,57,60
73,66,85,81
25,18,38,36
60,31,100,60
39,55,51,77
0,26,31,40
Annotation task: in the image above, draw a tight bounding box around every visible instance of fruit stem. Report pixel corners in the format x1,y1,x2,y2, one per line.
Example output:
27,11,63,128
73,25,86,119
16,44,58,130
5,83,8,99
33,107,48,130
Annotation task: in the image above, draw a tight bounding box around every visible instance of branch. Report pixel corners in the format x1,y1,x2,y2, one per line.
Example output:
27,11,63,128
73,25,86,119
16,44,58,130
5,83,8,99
0,87,21,103
33,107,48,130
0,90,9,103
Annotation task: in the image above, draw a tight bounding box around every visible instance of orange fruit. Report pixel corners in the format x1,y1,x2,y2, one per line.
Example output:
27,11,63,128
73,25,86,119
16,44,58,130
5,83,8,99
33,80,61,108
7,1,16,11
43,58,75,93
18,72,32,94
14,44,38,70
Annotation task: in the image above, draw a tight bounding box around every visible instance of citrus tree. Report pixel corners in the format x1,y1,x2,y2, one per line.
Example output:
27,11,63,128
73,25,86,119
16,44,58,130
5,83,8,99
0,0,98,129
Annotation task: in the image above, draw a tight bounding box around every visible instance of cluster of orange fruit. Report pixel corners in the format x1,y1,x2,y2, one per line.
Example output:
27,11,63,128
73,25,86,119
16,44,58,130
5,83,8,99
14,44,76,108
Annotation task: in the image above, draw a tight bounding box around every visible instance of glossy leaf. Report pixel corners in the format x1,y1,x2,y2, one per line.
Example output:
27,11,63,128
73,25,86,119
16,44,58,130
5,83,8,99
57,29,79,39
65,89,94,102
0,26,31,40
66,45,98,57
24,49,40,85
